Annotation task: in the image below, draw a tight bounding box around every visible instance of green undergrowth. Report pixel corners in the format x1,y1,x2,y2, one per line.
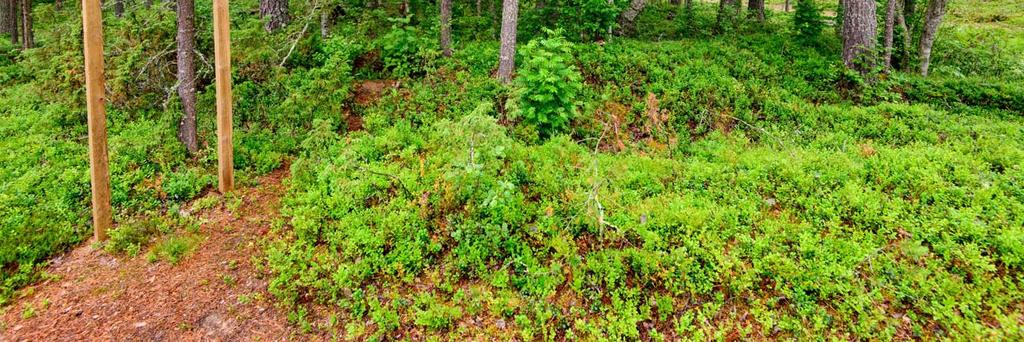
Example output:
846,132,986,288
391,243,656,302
270,100,1023,339
265,31,1024,339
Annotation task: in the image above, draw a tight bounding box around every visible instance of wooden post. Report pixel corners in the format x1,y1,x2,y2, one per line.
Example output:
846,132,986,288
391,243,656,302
213,0,234,193
81,0,112,240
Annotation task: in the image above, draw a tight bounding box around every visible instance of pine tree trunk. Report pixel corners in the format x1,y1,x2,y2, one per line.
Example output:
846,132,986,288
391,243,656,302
882,0,896,70
440,0,452,57
918,0,946,76
176,0,199,153
19,0,30,49
785,0,790,12
259,0,289,32
841,0,877,75
496,0,518,84
747,0,764,22
617,0,646,35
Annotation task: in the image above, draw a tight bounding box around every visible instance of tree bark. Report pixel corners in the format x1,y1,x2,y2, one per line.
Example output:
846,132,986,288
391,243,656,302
320,6,330,38
440,0,452,57
617,0,646,35
496,0,518,84
895,1,912,71
1,0,17,45
785,0,789,12
19,0,30,49
841,0,877,75
176,0,198,153
882,0,896,70
748,0,765,22
918,0,946,76
259,0,289,32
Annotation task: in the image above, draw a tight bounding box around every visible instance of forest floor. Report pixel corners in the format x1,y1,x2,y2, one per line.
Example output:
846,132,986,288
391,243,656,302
0,168,299,341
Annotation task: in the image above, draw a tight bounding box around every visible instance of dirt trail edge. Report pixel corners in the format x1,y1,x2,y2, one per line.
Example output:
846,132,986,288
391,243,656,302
1,168,299,341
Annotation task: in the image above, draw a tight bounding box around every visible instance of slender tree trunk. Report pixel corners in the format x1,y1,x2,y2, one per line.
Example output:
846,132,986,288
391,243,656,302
19,0,31,49
114,0,124,17
785,0,790,12
918,0,946,76
54,0,61,10
259,0,289,32
496,0,518,84
896,2,913,71
617,0,646,35
440,0,452,57
841,0,877,75
320,6,330,38
747,0,764,22
882,0,896,70
176,0,199,153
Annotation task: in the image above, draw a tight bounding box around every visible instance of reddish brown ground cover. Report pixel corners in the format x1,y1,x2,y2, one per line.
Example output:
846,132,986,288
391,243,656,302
0,169,301,341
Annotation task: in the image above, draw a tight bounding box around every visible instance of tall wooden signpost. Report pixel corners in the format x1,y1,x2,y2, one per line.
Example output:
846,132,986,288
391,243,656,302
82,0,234,240
214,0,234,194
81,0,112,240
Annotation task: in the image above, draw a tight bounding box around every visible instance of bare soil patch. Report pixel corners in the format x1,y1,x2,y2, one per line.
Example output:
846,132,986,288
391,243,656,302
0,168,304,341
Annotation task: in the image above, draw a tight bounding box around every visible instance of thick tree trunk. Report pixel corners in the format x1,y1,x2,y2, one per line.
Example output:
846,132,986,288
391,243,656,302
748,0,765,22
918,0,946,76
496,0,518,84
841,0,877,75
1,0,17,45
617,0,646,35
882,0,896,70
440,0,452,57
18,0,30,49
259,0,289,32
176,0,198,153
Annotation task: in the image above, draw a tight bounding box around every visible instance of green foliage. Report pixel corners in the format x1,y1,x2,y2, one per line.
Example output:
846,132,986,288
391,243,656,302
515,31,583,138
146,234,201,265
163,169,214,201
4,0,1024,340
264,28,1024,341
557,0,622,41
793,0,824,45
379,16,437,77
